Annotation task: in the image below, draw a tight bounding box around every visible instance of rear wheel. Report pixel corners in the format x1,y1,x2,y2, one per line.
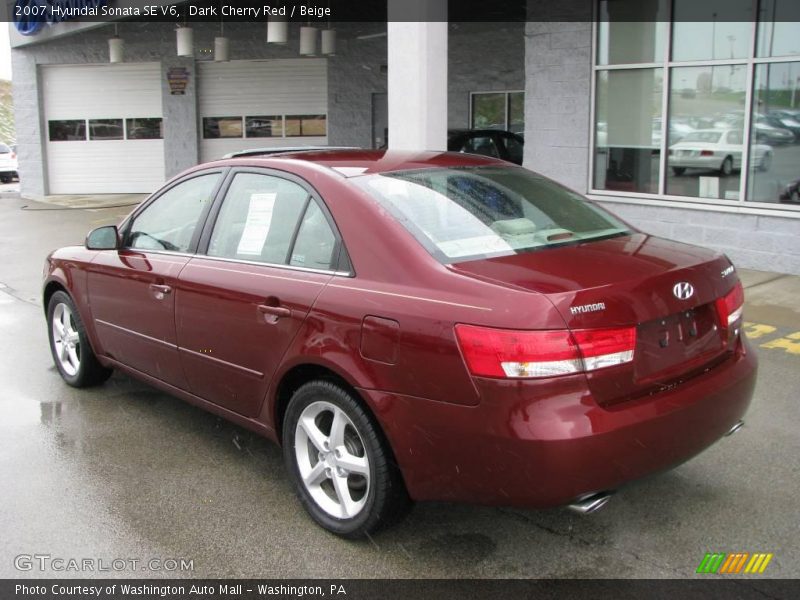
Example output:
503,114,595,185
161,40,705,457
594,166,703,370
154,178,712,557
47,291,112,387
758,152,772,172
282,381,410,537
720,156,734,176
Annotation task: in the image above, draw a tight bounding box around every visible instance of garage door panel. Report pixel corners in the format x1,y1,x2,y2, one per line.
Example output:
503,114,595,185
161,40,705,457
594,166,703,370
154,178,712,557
42,63,164,194
47,141,165,194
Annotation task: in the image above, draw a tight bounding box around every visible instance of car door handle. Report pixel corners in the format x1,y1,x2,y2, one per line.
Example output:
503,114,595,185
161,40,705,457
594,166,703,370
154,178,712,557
149,284,172,299
257,304,292,320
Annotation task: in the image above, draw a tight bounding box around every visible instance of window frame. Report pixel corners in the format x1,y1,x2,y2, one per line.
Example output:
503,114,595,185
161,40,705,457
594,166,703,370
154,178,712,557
588,0,800,214
119,169,229,256
469,90,525,132
195,167,354,276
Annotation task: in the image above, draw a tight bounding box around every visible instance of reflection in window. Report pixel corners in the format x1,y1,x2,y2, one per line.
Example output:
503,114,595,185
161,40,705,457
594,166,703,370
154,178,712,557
128,174,219,253
471,93,505,130
245,116,283,138
594,68,662,194
671,0,752,62
597,0,667,65
48,120,87,142
88,119,123,141
126,118,163,140
285,115,327,137
757,0,800,58
203,117,243,139
508,92,525,134
666,65,747,199
748,62,800,204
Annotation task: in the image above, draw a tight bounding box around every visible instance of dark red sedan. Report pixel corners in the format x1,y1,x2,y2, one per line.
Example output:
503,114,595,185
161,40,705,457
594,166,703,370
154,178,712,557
43,150,756,537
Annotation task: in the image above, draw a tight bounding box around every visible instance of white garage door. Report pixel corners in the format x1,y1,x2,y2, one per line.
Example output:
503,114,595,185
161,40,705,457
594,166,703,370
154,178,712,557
198,59,328,162
42,63,165,194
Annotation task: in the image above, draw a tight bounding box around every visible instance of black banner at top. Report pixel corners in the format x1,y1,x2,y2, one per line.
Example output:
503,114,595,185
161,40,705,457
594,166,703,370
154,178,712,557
3,0,799,26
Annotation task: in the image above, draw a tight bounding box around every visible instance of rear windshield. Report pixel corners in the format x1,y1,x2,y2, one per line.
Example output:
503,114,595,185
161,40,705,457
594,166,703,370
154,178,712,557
0,143,10,154
355,166,631,264
682,131,722,143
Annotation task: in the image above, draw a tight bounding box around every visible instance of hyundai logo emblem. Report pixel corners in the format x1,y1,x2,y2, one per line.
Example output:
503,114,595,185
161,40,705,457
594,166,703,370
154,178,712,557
673,282,695,300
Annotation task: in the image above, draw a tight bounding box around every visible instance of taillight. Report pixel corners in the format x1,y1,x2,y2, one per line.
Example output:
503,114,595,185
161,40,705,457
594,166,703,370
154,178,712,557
700,150,714,157
715,281,744,328
454,324,636,379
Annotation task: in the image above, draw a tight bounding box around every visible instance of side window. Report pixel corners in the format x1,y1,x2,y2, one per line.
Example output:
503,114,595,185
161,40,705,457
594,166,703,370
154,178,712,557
463,135,500,158
504,135,524,164
127,173,219,252
289,201,337,270
207,173,309,264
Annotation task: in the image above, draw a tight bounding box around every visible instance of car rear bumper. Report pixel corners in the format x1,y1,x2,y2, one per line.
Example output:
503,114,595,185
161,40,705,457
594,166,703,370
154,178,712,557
670,156,723,169
362,336,756,508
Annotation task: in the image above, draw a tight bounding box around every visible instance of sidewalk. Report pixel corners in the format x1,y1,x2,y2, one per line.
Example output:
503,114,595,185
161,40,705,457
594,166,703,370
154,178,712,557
22,193,148,209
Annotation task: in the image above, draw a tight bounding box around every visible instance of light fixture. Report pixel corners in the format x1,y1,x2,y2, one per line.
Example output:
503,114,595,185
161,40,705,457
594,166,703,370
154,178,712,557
215,20,229,62
300,26,318,56
108,24,123,63
176,25,193,57
321,28,336,56
267,17,288,44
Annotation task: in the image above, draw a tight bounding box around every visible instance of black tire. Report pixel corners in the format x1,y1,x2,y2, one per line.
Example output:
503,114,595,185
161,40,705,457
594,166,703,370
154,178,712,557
672,167,686,176
720,156,734,176
282,380,410,538
0,176,11,184
47,290,112,387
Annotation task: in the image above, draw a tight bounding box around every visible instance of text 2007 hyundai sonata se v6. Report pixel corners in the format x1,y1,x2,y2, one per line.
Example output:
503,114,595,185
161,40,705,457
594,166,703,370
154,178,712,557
43,150,756,537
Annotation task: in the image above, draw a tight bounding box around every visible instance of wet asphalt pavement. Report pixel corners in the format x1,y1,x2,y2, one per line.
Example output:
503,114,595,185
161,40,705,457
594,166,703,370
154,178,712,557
1,188,798,579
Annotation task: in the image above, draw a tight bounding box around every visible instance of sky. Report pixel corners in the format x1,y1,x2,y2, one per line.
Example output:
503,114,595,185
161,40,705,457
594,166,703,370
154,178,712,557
0,25,11,80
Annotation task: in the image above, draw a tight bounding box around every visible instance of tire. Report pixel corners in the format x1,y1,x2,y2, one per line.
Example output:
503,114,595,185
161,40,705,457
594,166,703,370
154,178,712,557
0,176,11,184
282,380,410,538
758,152,772,172
719,156,733,176
47,291,112,387
672,167,686,176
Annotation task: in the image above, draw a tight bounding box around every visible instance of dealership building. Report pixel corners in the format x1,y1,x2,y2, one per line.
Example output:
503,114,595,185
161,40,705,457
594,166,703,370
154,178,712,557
9,0,800,274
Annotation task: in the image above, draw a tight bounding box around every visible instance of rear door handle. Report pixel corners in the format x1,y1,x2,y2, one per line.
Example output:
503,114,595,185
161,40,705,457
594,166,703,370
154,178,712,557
149,284,172,299
257,304,292,320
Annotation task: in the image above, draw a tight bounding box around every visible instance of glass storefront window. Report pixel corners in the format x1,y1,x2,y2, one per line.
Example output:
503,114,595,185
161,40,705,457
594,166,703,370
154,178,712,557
508,92,524,134
471,93,506,130
671,0,752,62
757,0,800,57
666,65,747,199
594,68,662,194
748,61,800,204
597,0,667,65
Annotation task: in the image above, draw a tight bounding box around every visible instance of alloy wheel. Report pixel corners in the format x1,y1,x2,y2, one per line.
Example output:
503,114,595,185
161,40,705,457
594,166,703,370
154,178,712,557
51,302,81,376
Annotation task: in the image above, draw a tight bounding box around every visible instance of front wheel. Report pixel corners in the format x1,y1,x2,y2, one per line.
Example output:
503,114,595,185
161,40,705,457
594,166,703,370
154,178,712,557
47,291,112,387
282,381,410,538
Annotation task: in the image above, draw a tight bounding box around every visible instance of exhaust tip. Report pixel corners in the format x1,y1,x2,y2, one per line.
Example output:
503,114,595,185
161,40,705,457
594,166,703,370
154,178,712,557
567,491,613,515
725,420,744,437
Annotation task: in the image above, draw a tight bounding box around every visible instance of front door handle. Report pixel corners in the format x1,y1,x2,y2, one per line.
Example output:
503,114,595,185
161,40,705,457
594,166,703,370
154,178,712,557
257,304,292,321
149,284,172,300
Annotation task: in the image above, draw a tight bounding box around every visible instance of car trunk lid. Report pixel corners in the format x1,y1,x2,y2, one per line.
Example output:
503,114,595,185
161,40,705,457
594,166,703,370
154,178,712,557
450,233,739,405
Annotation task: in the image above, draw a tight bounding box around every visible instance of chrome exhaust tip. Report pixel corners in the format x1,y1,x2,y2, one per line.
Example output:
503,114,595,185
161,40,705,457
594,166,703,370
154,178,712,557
725,420,744,437
567,491,613,515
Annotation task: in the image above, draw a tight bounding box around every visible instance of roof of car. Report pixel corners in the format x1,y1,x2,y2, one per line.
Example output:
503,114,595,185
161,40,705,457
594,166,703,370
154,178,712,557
209,149,510,177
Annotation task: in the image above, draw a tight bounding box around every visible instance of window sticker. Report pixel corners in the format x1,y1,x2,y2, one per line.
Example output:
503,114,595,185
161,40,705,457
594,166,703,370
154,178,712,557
236,192,277,255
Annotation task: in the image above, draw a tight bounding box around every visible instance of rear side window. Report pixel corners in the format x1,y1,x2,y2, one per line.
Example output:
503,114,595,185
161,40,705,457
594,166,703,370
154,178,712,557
355,166,630,263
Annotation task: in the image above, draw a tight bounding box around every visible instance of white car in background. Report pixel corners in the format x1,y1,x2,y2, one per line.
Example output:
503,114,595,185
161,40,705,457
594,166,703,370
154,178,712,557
669,129,772,176
0,142,18,183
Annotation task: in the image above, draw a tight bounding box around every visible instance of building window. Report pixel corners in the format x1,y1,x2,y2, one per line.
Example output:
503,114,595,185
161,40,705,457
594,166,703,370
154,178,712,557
126,118,163,140
203,117,243,139
245,116,283,138
471,91,524,133
592,0,800,209
48,120,87,142
88,119,124,141
285,115,327,137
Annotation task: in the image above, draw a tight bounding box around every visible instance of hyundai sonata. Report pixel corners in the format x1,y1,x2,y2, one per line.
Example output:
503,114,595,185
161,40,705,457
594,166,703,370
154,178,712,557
43,150,756,537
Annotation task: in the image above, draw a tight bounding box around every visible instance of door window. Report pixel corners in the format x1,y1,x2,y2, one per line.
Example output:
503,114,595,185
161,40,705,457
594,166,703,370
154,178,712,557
127,173,219,252
289,200,337,270
462,135,500,158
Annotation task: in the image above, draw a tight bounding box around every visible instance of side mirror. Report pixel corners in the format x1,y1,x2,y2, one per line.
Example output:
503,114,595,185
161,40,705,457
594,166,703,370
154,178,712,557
85,225,120,250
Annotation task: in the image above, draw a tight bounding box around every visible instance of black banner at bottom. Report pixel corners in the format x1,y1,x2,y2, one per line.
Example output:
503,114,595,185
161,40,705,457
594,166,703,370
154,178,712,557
2,579,799,600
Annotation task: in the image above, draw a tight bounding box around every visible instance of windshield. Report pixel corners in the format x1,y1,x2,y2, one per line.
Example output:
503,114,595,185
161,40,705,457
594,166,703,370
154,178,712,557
355,166,631,264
